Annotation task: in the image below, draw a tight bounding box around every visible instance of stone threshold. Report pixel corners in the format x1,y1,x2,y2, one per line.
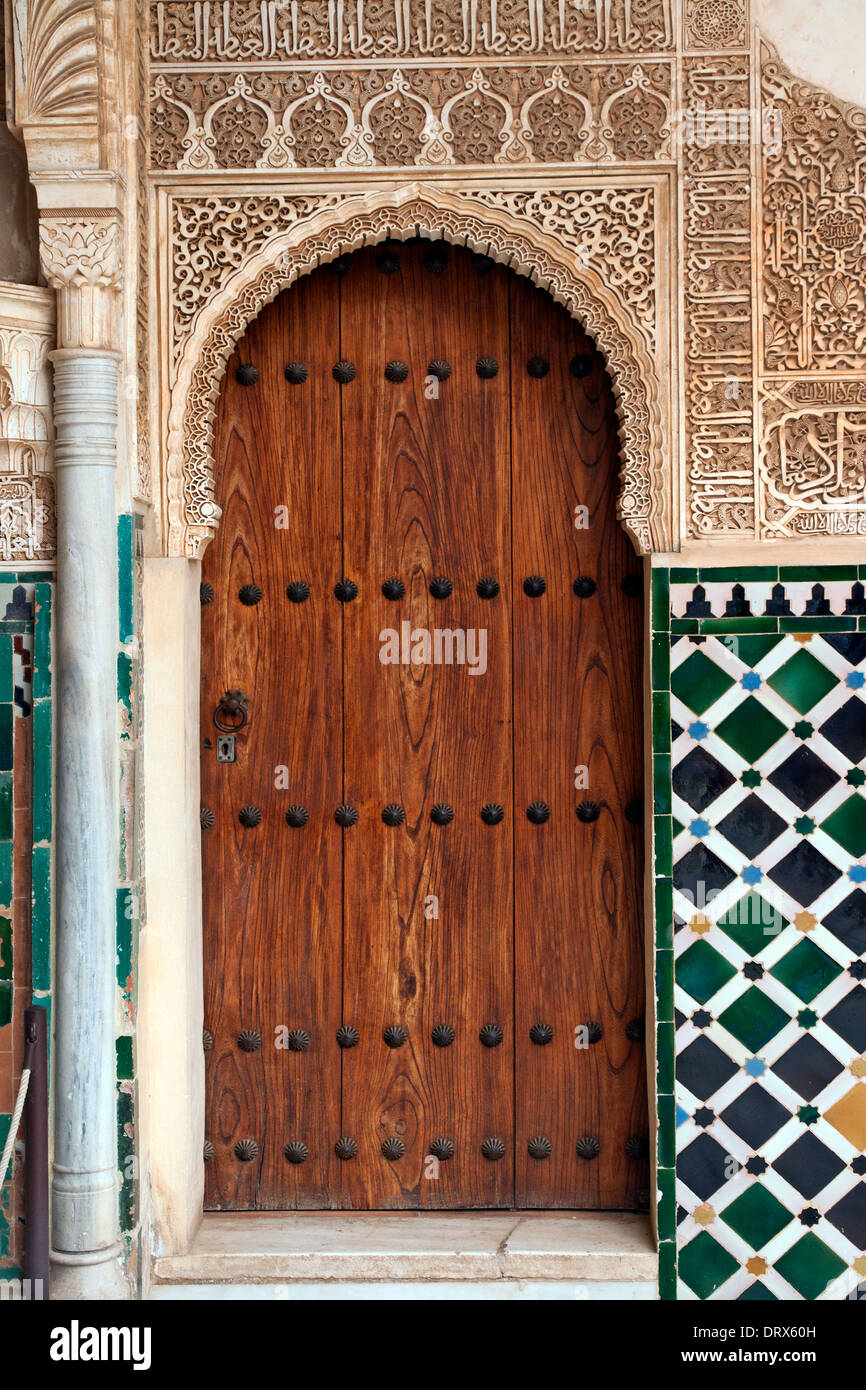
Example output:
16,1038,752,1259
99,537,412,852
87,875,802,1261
153,1211,657,1286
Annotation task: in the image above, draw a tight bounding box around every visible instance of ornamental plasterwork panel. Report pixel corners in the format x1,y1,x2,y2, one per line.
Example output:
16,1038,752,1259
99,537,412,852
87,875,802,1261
149,62,673,171
164,183,667,559
149,0,675,62
759,380,866,540
0,284,56,568
683,0,747,50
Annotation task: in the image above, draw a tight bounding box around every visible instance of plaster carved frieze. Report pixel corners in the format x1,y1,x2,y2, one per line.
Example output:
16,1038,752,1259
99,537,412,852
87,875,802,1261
39,209,123,350
166,184,666,559
683,0,747,50
759,379,866,539
149,0,675,63
149,61,673,172
761,43,866,374
682,54,756,539
0,286,56,566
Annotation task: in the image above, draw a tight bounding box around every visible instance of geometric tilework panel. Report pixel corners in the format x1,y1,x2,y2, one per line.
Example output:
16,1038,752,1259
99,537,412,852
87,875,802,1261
658,571,866,1301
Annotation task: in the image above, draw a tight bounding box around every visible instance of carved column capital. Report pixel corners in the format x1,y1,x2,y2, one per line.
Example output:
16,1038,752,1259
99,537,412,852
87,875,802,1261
38,209,123,350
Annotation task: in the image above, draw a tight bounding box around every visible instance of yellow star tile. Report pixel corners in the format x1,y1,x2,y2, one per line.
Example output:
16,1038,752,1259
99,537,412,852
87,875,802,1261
746,1256,768,1276
825,1084,866,1150
694,1204,715,1226
690,914,712,935
792,633,813,645
794,911,817,933
851,1058,866,1079
854,1257,866,1277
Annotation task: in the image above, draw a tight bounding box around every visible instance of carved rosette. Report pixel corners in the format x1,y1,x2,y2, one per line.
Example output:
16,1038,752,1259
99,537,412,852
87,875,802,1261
165,184,666,559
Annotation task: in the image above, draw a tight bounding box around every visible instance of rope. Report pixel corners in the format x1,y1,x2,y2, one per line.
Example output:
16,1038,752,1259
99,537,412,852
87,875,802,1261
0,1065,31,1192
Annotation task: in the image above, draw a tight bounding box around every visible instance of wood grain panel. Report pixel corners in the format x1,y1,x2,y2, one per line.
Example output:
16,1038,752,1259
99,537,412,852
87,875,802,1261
202,273,344,1208
339,242,514,1208
509,276,647,1208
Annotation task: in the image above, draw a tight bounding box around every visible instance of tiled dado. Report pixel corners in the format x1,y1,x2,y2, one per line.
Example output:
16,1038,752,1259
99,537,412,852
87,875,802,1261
652,567,866,1301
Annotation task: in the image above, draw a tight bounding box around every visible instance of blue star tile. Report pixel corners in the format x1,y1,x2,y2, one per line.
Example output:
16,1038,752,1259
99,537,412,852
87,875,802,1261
742,672,762,691
689,721,709,741
743,865,763,885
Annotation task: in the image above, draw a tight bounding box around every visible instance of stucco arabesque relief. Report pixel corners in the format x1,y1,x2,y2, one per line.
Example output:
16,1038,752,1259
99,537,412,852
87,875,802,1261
149,2,866,555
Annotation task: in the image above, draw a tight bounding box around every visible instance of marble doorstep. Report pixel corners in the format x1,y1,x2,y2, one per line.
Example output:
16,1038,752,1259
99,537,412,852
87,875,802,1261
153,1212,656,1286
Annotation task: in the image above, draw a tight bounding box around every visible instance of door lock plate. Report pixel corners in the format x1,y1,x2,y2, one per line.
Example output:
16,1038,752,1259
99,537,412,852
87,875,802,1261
216,734,236,763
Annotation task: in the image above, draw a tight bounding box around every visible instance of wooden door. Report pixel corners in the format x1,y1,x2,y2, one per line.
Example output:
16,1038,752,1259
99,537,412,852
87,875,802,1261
201,240,646,1212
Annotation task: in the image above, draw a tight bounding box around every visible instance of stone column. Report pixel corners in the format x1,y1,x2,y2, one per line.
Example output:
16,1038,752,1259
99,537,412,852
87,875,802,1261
40,211,128,1298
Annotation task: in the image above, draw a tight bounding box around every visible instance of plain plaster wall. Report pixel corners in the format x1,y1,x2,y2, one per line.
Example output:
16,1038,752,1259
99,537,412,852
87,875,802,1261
756,0,866,107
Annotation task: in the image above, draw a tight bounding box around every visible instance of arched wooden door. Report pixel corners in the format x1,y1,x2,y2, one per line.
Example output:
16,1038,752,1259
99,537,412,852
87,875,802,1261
201,240,647,1212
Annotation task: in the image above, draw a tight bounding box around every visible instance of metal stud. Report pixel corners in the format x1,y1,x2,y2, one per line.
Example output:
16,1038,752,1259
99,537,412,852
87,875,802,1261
383,1024,408,1048
576,801,601,823
234,1138,259,1161
479,1023,503,1048
200,582,215,606
284,1140,309,1164
334,578,358,602
235,363,259,386
429,575,453,599
382,803,406,826
429,1137,454,1161
576,1136,600,1160
334,1137,358,1160
203,1140,215,1161
336,1024,360,1049
526,800,551,824
530,1022,554,1046
237,1029,262,1052
332,360,356,384
431,803,454,826
481,1137,506,1161
480,802,505,826
334,803,359,827
569,354,593,379
528,1136,553,1160
527,356,549,378
423,245,449,274
476,577,499,599
330,255,351,276
621,573,642,597
431,1023,455,1048
625,1136,648,1160
585,1022,604,1044
382,577,406,600
284,362,308,384
476,356,499,379
376,250,400,274
625,798,643,823
573,576,597,598
473,253,495,273
385,360,409,382
286,580,310,603
239,583,263,606
625,1018,645,1042
287,1029,310,1052
200,806,215,830
523,575,546,597
238,806,262,828
381,1137,406,1160
285,805,309,828
427,359,451,381
202,1028,214,1052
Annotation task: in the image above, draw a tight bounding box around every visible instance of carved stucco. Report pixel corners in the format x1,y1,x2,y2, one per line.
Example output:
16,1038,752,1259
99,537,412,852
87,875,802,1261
165,182,668,556
0,283,56,566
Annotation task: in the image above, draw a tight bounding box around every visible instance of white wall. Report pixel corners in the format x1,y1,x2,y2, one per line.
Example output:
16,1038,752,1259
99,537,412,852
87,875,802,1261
756,0,866,107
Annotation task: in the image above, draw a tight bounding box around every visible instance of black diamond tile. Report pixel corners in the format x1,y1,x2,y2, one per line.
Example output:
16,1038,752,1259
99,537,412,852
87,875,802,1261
717,795,788,857
772,1034,845,1100
675,1007,689,1028
820,697,866,764
773,1133,846,1198
679,1133,732,1200
672,746,736,813
823,890,866,956
768,841,842,906
827,1184,866,1248
822,634,866,667
671,719,684,742
768,746,841,811
824,987,866,1051
720,1085,792,1148
677,1035,738,1101
674,843,737,900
